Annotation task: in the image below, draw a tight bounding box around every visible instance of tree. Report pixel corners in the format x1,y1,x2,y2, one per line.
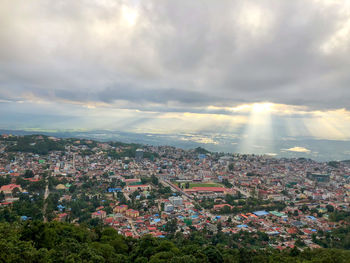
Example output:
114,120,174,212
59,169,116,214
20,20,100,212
222,179,232,188
228,163,234,171
326,205,335,213
295,239,306,248
0,175,11,187
23,170,34,178
165,219,178,234
0,191,5,202
203,246,223,263
151,175,159,186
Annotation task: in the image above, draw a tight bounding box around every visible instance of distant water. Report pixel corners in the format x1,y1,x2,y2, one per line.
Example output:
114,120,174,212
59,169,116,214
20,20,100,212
1,129,350,161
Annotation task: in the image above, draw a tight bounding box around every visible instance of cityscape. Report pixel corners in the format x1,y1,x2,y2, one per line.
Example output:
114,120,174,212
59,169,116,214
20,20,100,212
2,0,350,262
1,134,350,261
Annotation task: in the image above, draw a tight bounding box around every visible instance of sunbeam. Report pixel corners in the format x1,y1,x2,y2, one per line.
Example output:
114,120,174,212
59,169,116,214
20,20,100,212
239,103,274,154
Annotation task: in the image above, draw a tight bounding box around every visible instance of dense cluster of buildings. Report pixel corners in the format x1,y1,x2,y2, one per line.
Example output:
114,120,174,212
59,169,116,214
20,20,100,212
1,134,350,249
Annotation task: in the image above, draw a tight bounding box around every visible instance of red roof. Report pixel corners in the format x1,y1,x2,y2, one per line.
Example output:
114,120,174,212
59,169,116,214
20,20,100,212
124,231,133,237
0,202,12,205
58,213,68,218
287,228,298,234
104,218,114,224
92,210,106,216
126,209,139,214
0,184,21,192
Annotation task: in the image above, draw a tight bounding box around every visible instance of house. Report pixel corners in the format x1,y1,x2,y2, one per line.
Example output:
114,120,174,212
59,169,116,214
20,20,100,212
126,209,139,218
0,184,22,201
126,184,151,192
114,205,128,213
0,184,22,195
213,204,232,210
92,210,107,219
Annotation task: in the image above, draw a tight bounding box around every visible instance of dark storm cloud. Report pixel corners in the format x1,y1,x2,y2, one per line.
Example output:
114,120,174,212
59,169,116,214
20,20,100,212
1,0,350,111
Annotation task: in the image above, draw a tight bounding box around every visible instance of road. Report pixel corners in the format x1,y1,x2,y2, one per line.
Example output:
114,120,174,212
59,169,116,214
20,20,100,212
123,191,131,201
43,177,50,222
127,218,138,237
159,179,193,201
232,186,251,198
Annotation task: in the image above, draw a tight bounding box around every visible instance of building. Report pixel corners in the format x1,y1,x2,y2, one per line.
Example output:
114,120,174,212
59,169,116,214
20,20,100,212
114,205,128,213
184,187,229,198
169,196,183,206
126,184,151,192
0,184,22,195
126,209,139,218
92,210,107,219
164,203,174,212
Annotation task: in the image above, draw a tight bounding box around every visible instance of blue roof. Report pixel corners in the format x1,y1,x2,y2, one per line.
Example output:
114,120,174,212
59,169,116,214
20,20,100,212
237,224,248,228
307,216,316,220
253,211,269,216
153,219,161,223
108,188,122,192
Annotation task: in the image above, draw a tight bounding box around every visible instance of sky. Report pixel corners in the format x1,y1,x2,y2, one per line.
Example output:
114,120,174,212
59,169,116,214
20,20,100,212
1,0,350,158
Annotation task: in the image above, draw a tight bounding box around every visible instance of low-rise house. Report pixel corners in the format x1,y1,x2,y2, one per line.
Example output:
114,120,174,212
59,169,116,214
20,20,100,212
126,209,139,218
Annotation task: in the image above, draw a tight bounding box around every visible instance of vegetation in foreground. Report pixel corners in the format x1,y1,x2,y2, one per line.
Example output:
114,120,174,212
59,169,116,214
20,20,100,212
1,221,350,263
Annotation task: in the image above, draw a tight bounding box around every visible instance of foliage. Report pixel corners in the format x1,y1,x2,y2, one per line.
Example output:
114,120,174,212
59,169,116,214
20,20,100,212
194,147,210,154
0,221,349,262
6,135,65,155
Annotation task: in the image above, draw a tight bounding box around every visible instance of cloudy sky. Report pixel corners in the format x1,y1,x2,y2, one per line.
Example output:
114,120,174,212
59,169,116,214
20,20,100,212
1,0,350,157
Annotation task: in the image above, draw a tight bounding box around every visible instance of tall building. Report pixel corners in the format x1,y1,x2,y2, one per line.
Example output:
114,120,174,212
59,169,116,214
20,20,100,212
169,196,183,206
